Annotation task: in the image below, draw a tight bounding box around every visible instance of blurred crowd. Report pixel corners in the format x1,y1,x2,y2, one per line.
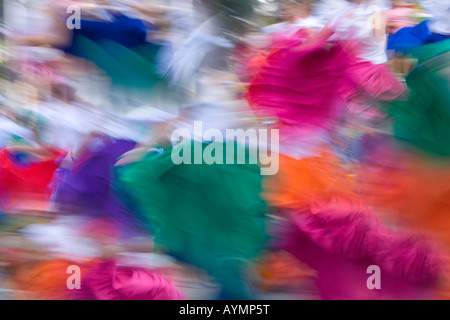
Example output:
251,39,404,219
0,0,450,300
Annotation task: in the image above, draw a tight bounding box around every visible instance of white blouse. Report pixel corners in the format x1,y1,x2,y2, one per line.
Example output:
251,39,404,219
329,3,389,65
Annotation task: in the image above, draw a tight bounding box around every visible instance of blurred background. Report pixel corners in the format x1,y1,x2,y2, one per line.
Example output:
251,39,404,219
1,0,449,300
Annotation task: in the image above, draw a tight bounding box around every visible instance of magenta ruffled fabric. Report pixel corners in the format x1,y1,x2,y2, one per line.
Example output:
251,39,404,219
75,260,184,300
274,195,441,299
246,31,405,129
246,31,344,129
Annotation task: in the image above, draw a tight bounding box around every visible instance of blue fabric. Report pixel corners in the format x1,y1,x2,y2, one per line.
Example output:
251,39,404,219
64,12,151,56
387,20,450,54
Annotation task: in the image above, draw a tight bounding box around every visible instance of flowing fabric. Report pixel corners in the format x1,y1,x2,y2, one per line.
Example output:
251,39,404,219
13,259,183,300
356,146,450,299
246,30,345,130
12,259,97,300
386,39,450,156
264,152,442,299
52,135,139,234
358,149,450,248
69,34,168,89
263,151,358,211
339,59,405,106
116,141,268,299
387,20,450,54
275,218,439,300
0,147,65,213
246,30,404,131
74,260,184,300
61,12,169,90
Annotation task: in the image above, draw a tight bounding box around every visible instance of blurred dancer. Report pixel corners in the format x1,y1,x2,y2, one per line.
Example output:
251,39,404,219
246,0,404,159
14,216,183,300
114,104,269,300
263,147,442,299
12,1,172,110
246,0,339,133
387,0,450,54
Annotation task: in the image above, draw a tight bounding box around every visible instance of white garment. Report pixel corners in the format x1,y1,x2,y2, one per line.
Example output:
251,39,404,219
261,16,324,35
34,101,97,152
165,16,233,87
33,100,151,150
293,16,326,30
330,3,388,64
312,0,352,25
368,0,392,11
260,22,289,35
420,0,450,35
94,112,151,143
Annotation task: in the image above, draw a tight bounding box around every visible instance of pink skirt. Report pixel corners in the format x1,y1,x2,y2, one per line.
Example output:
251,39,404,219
246,33,405,129
340,59,405,105
246,32,346,130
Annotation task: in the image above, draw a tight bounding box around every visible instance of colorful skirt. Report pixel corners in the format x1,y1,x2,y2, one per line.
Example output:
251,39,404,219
51,134,139,234
263,151,442,299
386,39,450,156
0,147,65,213
116,141,268,299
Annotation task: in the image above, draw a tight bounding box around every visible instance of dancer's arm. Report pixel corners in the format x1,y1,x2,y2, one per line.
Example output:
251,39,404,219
114,120,177,166
6,144,58,159
373,12,388,43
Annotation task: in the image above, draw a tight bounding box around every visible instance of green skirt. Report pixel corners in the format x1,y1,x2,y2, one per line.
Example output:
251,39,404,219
386,39,450,156
115,141,269,298
70,34,168,90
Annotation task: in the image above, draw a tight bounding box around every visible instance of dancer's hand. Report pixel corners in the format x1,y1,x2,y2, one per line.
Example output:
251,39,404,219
115,147,149,167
